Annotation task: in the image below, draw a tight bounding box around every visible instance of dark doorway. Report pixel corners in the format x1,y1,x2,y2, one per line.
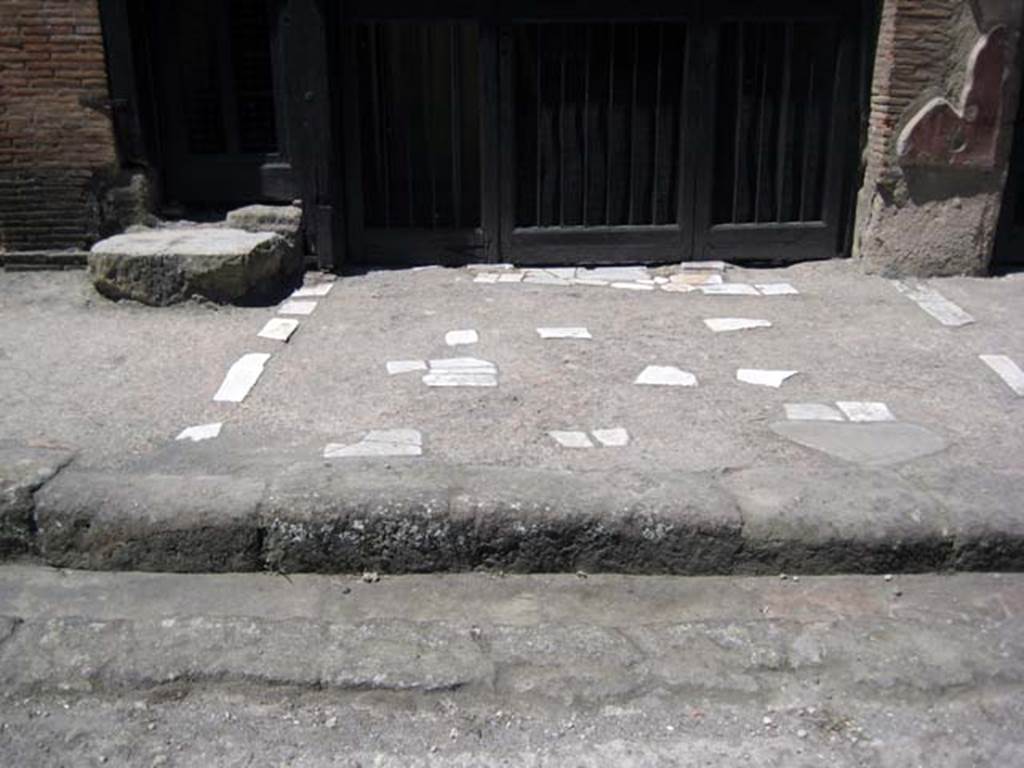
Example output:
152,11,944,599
994,68,1024,272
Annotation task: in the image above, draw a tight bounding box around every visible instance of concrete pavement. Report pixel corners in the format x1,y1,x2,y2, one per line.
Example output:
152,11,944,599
0,566,1021,766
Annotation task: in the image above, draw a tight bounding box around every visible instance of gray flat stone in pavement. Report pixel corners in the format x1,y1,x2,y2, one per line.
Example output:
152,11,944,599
0,444,75,558
0,567,1021,766
770,420,948,466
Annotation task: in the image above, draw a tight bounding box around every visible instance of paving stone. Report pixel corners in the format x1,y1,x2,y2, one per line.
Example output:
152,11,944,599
278,299,317,316
213,353,271,403
324,429,423,458
704,318,772,332
386,360,427,375
660,283,698,293
836,401,895,422
700,283,760,296
893,281,975,327
578,266,649,281
474,273,500,284
784,403,844,422
422,373,498,387
611,282,655,291
549,431,594,448
678,260,727,271
755,283,799,295
571,278,610,287
428,357,497,373
671,272,723,286
537,327,592,339
497,273,524,283
980,354,1024,395
467,263,513,270
736,369,798,388
635,366,698,387
523,273,570,286
291,283,334,298
592,428,630,447
445,329,479,346
771,421,947,467
257,318,300,342
175,423,223,443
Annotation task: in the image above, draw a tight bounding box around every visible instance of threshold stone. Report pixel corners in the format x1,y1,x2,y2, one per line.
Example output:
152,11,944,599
89,228,295,306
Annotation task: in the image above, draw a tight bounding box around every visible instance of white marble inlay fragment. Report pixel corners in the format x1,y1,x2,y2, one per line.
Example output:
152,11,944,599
592,428,630,447
755,283,799,296
176,422,223,442
784,403,845,422
213,353,271,403
836,401,895,422
679,260,727,272
445,329,479,346
258,317,300,342
278,299,318,316
537,327,592,339
661,283,697,293
579,266,650,282
291,283,334,298
704,318,772,332
423,372,498,387
736,369,798,388
549,431,594,448
893,281,975,327
428,357,496,372
497,272,524,283
386,360,428,375
474,272,501,284
980,354,1024,396
523,272,571,286
635,365,698,387
468,263,513,270
612,282,655,291
324,429,423,458
572,278,610,287
699,283,760,296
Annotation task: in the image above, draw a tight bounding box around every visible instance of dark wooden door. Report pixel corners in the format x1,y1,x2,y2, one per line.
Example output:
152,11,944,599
994,70,1024,271
152,0,297,205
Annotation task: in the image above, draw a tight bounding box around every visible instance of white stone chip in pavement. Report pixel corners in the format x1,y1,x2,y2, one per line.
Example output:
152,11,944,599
468,263,513,270
324,429,422,458
785,403,845,422
612,282,655,291
635,366,698,387
424,372,498,387
893,281,975,327
537,327,592,339
291,283,333,298
836,401,895,422
980,354,1024,396
497,272,524,283
579,266,649,281
523,273,570,286
278,299,318,316
258,317,300,342
474,273,500,284
755,283,799,296
704,318,772,332
572,278,610,287
429,357,496,372
679,260,727,271
445,329,479,346
737,369,798,388
592,428,630,447
386,360,428,375
660,283,698,293
213,353,271,403
700,283,760,296
549,431,594,448
176,423,223,442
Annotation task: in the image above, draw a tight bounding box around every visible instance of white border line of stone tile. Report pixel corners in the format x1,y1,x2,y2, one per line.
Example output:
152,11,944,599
386,360,428,375
324,429,423,458
213,353,271,403
176,422,223,442
979,354,1024,396
700,283,760,296
537,327,592,340
278,299,318,316
592,428,630,447
258,317,300,342
836,401,895,422
291,283,333,298
755,283,799,296
736,369,798,388
704,318,772,332
549,431,594,448
784,403,844,422
612,282,655,291
635,366,698,387
892,281,975,327
445,329,479,346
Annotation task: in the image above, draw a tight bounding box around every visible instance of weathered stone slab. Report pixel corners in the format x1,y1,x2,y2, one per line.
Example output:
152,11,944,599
226,203,304,272
0,445,75,558
89,228,291,306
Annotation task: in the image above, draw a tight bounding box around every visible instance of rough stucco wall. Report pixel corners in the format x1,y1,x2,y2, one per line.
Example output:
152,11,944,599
855,0,1024,276
0,0,119,252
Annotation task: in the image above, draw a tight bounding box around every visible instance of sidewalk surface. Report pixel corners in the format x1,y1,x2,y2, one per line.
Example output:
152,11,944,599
1,261,1022,573
0,566,1021,766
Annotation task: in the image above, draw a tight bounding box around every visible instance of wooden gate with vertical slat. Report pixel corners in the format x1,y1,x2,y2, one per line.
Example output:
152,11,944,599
337,0,860,267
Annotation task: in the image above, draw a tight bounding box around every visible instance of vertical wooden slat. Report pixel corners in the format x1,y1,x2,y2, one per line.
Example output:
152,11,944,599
582,26,592,226
731,22,745,224
535,26,543,226
421,26,437,228
450,23,462,229
218,1,241,154
604,23,615,226
628,26,639,224
559,25,567,226
368,24,388,226
753,29,769,224
775,22,793,223
799,60,816,221
651,25,664,225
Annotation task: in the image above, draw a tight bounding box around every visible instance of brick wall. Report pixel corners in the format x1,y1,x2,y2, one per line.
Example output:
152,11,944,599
0,0,118,251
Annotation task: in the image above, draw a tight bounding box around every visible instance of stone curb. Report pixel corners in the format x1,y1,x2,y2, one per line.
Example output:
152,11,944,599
22,461,1024,575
